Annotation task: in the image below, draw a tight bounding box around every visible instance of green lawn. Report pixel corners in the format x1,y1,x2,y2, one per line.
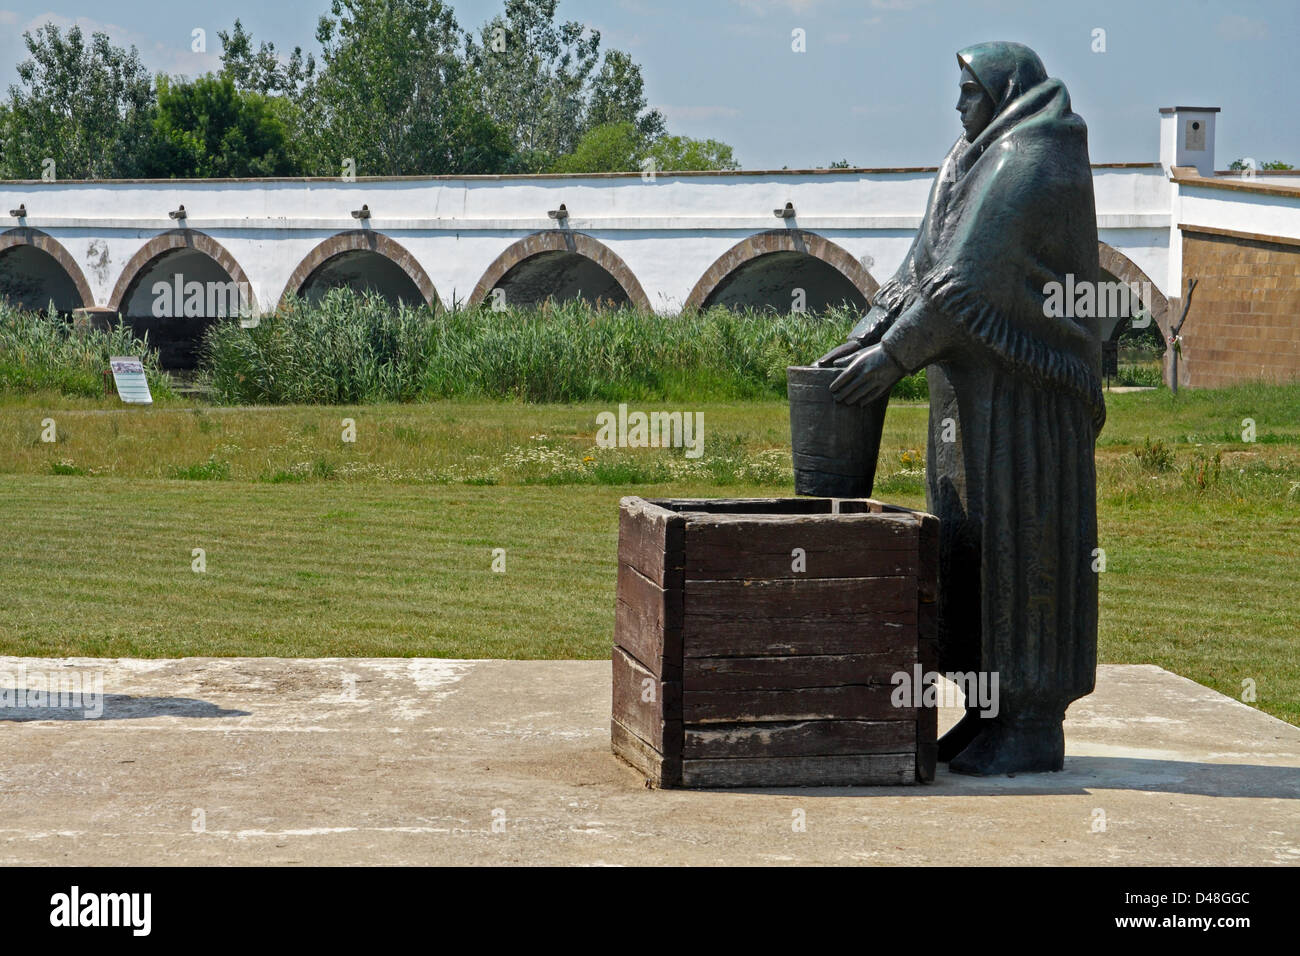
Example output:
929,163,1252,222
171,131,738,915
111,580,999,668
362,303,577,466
1,384,1297,726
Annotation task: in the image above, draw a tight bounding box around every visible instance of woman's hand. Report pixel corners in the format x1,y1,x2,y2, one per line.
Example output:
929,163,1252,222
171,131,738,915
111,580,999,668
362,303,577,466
830,343,906,406
813,339,867,368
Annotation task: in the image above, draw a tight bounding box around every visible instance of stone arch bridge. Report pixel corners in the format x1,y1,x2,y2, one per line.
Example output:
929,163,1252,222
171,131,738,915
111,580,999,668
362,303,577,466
0,165,1177,370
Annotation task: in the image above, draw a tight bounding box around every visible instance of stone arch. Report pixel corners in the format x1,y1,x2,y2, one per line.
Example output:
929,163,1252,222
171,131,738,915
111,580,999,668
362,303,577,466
279,230,439,310
468,230,651,310
108,229,259,314
0,228,95,309
684,229,880,312
1097,241,1170,341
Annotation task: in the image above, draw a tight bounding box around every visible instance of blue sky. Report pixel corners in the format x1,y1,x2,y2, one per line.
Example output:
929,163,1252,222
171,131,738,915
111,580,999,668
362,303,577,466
0,0,1294,170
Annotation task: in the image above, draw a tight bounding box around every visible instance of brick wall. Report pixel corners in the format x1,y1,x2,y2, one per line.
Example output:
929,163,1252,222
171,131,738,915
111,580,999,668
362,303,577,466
1180,228,1300,388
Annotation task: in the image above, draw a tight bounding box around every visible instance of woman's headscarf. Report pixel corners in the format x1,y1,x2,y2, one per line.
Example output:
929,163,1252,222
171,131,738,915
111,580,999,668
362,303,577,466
868,41,1106,429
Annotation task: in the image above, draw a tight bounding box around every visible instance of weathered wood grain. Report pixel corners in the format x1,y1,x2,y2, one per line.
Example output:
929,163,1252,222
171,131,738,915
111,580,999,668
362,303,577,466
686,575,913,618
916,707,938,783
612,645,681,755
683,514,918,581
683,683,905,723
615,561,682,679
683,719,914,759
683,652,911,691
611,717,681,787
681,753,917,788
647,497,836,515
618,497,684,589
684,613,917,658
917,511,940,603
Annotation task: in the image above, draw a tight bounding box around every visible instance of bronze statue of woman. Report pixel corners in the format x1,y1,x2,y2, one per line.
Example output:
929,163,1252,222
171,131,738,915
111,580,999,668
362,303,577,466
817,41,1106,775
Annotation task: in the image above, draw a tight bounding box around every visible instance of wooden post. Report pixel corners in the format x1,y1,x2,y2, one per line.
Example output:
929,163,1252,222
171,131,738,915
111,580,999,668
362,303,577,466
1169,278,1198,396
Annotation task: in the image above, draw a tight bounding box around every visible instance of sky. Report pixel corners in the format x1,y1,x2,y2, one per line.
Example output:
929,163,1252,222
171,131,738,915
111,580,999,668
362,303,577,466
0,0,1295,170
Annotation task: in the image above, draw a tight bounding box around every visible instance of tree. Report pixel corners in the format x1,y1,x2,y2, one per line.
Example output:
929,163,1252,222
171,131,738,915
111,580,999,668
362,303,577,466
464,0,603,171
144,74,297,178
587,50,665,142
551,121,739,173
1229,157,1295,171
0,25,154,179
303,0,511,176
550,121,640,172
646,133,738,172
218,19,315,96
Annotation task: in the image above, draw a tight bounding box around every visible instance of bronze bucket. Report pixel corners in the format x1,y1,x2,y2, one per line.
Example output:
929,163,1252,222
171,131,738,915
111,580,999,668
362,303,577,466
787,365,889,497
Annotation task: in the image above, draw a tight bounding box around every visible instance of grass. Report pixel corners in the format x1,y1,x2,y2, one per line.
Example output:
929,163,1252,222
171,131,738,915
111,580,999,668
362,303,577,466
1,377,1297,726
202,291,929,404
0,305,175,400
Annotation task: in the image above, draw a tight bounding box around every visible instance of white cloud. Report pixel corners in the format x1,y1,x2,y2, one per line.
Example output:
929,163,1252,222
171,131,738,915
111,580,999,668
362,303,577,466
0,10,20,25
16,11,221,77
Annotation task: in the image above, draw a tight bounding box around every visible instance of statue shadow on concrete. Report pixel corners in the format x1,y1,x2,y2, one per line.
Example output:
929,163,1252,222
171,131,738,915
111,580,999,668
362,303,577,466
0,693,251,721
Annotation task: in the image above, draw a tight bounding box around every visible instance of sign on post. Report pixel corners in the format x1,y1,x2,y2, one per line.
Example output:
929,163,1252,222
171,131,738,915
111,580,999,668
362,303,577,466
109,357,153,405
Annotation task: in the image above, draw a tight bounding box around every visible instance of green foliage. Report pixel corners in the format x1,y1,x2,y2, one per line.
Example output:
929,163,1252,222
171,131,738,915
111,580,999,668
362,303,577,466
1183,449,1222,491
1229,158,1294,171
646,134,739,172
201,291,892,405
1133,436,1175,473
0,303,173,398
145,74,297,178
302,0,509,176
218,19,316,95
170,457,232,480
586,49,665,142
550,121,740,173
464,0,603,168
0,24,155,179
0,7,733,178
549,121,641,172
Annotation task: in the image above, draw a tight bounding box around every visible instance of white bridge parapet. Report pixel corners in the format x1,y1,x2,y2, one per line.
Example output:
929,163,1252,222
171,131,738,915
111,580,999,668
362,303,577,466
0,164,1177,321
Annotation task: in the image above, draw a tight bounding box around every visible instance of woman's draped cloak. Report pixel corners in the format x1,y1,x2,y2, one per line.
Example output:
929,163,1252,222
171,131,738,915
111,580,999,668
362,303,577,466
851,47,1105,717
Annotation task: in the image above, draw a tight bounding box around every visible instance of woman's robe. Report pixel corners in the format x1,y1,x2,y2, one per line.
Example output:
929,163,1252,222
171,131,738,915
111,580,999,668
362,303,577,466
849,43,1106,721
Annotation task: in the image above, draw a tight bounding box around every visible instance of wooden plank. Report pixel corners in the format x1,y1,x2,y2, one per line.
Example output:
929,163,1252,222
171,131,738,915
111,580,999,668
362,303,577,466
685,612,916,658
686,575,913,619
683,719,914,759
612,646,681,755
618,496,684,589
647,497,834,515
683,684,904,723
614,562,682,680
917,512,940,603
684,652,911,691
615,598,681,681
683,576,916,657
612,718,681,787
681,753,917,788
916,706,938,783
683,514,918,581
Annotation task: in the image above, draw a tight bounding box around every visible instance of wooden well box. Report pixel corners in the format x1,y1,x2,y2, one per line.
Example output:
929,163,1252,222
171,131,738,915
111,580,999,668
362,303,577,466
611,496,938,788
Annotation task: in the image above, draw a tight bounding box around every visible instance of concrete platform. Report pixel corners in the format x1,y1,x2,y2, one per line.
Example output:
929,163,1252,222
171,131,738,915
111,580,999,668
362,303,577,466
1,658,1297,866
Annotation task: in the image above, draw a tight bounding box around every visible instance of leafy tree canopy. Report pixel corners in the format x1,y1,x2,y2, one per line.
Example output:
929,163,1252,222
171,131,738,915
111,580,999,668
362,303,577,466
0,25,154,179
144,74,298,178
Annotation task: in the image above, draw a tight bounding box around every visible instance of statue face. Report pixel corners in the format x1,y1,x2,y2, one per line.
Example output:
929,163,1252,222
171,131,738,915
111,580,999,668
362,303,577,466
956,66,995,140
